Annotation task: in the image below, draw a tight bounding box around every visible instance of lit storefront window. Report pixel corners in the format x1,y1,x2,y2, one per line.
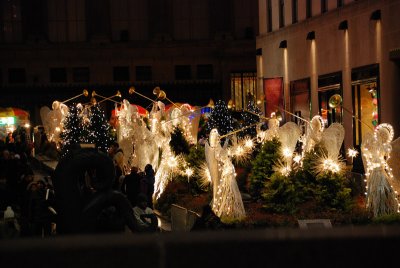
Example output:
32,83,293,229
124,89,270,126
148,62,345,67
230,72,257,110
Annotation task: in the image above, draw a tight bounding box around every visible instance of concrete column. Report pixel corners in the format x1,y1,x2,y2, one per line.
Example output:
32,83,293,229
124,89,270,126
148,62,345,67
310,40,318,116
283,48,290,115
342,30,353,156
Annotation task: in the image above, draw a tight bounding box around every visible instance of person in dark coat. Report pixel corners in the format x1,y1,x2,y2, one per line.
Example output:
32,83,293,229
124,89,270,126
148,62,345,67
28,180,53,237
121,167,143,207
144,164,155,208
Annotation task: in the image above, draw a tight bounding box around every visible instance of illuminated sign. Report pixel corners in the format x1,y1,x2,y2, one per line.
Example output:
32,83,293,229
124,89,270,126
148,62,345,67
0,117,16,125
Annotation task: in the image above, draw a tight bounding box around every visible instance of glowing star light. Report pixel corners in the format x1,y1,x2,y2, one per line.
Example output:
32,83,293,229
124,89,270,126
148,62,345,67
347,148,359,158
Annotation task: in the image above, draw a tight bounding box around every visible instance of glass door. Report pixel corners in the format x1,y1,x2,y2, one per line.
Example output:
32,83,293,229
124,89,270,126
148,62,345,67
352,80,379,146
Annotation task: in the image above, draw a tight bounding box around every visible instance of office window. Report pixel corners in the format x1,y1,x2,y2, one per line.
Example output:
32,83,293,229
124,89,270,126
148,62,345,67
279,0,285,28
73,67,90,83
23,0,48,41
1,0,23,42
306,0,312,18
292,0,298,24
337,0,343,7
321,0,327,13
267,0,272,32
135,66,152,81
197,64,213,80
113,66,130,82
8,68,26,83
50,68,67,83
86,0,110,39
175,65,191,80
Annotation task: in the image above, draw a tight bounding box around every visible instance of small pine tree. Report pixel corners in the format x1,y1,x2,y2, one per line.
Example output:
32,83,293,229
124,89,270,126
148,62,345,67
87,104,114,153
248,138,282,199
206,100,234,140
240,99,262,138
60,104,85,152
261,144,353,214
197,114,208,141
184,144,207,193
170,126,190,155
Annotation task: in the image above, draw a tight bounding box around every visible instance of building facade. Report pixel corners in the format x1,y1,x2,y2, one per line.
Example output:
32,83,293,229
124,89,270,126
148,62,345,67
0,0,258,124
256,0,400,151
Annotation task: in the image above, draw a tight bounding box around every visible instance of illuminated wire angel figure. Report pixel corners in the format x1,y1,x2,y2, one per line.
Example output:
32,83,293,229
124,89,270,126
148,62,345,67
273,122,302,175
115,99,137,173
205,129,245,223
256,113,280,143
41,101,69,144
312,122,346,175
362,123,399,217
302,115,325,153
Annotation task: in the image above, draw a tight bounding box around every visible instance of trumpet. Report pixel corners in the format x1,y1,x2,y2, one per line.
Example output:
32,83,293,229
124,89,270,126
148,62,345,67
153,87,179,108
328,94,373,130
60,89,89,104
219,122,262,139
92,90,122,105
129,86,157,104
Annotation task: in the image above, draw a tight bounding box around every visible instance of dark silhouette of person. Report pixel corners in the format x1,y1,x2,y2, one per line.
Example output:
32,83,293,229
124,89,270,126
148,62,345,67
144,164,155,208
121,167,142,207
28,180,53,237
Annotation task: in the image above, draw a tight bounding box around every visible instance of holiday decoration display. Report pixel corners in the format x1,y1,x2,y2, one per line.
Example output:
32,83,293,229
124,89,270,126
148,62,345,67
205,128,246,223
362,123,399,217
47,87,399,226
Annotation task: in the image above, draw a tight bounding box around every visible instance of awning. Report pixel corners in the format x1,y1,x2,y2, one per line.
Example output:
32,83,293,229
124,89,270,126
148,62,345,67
0,107,30,120
112,104,148,117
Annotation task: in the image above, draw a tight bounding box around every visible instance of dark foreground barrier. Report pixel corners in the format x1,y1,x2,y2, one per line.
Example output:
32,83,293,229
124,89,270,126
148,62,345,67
1,226,399,268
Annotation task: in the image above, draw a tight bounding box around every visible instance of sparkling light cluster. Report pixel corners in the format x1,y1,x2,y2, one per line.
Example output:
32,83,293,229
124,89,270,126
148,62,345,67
347,148,359,159
228,136,255,164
